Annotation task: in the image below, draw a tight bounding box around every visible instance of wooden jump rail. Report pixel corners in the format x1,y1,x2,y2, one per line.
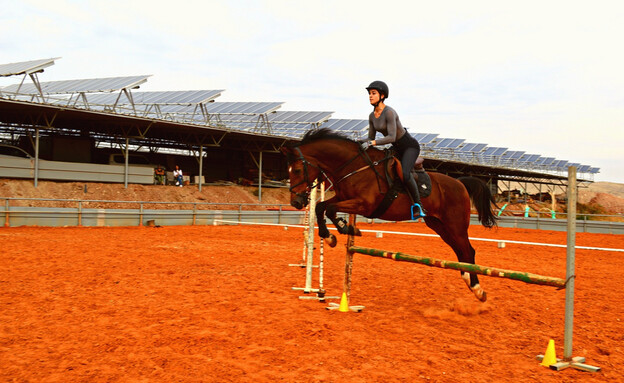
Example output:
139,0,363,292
349,245,566,288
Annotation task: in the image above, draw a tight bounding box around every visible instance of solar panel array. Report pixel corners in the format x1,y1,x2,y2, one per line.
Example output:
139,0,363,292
2,75,151,95
0,58,599,178
0,57,60,77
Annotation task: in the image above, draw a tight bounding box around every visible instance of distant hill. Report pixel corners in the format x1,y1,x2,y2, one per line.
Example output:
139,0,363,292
586,182,624,199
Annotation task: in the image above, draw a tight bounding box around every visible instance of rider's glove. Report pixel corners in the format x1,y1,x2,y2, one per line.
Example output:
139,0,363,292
361,141,373,150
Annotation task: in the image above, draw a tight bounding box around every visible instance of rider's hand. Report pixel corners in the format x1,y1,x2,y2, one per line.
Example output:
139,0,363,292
361,141,373,150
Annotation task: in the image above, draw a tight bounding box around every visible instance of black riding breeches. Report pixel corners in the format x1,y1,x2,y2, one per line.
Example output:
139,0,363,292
393,132,420,181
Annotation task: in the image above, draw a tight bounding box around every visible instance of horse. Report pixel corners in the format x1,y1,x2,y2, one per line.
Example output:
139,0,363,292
281,128,499,302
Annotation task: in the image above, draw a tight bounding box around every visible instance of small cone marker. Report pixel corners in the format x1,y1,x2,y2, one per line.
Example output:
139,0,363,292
338,292,349,312
540,339,557,367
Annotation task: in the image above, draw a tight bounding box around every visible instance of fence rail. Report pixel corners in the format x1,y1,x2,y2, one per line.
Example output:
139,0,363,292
2,197,623,234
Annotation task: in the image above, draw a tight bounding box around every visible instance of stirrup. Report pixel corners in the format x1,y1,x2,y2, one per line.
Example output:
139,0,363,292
410,203,426,220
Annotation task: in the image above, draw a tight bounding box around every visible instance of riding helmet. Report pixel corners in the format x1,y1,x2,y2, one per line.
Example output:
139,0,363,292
366,80,389,99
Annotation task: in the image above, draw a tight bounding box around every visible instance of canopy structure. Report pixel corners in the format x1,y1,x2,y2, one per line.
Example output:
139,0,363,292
0,57,600,185
0,57,60,98
1,74,152,111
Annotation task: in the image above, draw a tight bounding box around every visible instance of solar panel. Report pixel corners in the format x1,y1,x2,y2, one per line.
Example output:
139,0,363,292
1,75,151,94
412,133,438,144
322,119,369,132
464,143,487,153
202,102,283,114
432,138,454,148
268,111,332,124
589,167,600,174
0,57,60,77
577,165,591,172
482,147,508,156
552,160,569,169
502,150,525,159
536,157,555,166
84,90,223,105
517,154,540,163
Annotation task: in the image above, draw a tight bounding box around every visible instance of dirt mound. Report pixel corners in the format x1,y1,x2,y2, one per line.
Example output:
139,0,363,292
0,179,291,209
586,181,624,199
578,192,624,214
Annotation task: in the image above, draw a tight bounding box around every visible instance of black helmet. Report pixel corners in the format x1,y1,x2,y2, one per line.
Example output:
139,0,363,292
366,80,389,99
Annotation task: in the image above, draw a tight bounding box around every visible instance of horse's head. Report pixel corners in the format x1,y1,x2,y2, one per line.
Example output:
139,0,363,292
280,145,324,210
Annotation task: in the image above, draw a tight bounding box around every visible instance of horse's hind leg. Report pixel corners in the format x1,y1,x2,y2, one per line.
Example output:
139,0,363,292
424,217,487,302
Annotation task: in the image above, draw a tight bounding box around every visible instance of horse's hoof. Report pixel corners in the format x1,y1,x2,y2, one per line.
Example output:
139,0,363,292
348,226,362,236
476,290,487,302
325,234,337,248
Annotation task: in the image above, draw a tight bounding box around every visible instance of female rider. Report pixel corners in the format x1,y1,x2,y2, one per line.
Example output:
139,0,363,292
362,80,425,218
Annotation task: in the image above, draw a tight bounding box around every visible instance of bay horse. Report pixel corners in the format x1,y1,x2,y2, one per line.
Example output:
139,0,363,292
281,128,498,302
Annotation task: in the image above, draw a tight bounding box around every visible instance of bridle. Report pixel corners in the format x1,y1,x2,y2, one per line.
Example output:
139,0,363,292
287,147,330,200
287,145,389,200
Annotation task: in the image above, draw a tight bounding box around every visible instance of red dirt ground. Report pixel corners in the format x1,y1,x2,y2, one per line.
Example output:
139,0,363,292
1,222,623,382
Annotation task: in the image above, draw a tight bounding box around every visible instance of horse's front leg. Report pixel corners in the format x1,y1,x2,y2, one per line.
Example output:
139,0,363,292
315,198,340,247
325,197,371,237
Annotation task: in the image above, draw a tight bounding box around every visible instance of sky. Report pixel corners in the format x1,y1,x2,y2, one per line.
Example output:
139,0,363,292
1,0,623,183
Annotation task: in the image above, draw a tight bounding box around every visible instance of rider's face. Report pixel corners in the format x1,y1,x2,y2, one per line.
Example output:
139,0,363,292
368,89,381,105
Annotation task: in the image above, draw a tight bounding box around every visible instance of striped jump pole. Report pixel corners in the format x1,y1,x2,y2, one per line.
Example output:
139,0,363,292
291,182,339,302
348,245,565,288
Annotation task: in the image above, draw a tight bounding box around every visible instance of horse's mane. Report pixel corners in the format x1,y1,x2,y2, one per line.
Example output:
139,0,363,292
288,128,358,148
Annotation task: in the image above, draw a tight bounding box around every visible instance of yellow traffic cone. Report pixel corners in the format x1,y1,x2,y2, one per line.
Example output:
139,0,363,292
338,292,349,312
540,339,557,367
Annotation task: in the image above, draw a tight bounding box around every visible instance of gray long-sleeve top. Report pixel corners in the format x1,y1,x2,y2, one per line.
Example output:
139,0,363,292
367,105,407,145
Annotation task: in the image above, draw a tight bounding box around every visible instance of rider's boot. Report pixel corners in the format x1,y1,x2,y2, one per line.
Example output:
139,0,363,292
405,175,426,219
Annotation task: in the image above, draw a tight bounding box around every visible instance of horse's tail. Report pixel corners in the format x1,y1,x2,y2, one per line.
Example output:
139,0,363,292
458,176,499,228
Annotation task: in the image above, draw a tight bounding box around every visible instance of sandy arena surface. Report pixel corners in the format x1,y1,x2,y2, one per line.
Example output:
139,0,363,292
1,222,623,382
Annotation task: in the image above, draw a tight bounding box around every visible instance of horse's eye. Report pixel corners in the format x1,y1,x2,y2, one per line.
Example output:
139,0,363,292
293,168,302,175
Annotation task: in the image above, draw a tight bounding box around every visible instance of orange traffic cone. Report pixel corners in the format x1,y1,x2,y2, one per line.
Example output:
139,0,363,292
540,339,557,367
338,292,349,312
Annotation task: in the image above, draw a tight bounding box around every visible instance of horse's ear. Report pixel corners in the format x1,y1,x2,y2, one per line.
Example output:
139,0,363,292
280,146,291,155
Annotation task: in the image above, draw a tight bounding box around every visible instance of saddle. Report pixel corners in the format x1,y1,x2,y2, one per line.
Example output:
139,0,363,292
368,154,431,219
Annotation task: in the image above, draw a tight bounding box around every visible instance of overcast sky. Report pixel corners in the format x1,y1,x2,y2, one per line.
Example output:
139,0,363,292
2,0,623,183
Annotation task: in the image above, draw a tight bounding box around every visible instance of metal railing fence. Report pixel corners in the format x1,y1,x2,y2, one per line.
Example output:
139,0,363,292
2,197,623,234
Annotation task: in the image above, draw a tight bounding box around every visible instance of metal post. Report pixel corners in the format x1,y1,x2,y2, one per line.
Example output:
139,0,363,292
4,199,10,227
198,145,203,192
34,127,40,188
547,166,600,372
124,137,129,189
258,151,263,202
77,201,82,226
564,166,577,360
192,203,197,226
139,203,143,227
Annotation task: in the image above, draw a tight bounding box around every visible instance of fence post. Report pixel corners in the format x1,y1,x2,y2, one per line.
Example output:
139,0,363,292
4,199,9,227
192,203,197,225
77,201,82,227
139,203,143,226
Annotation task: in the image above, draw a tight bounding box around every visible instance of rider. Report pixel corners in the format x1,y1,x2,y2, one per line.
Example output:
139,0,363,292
362,80,425,218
